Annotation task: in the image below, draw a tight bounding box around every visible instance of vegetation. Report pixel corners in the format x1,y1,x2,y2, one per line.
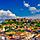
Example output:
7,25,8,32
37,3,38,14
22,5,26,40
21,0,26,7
0,19,40,34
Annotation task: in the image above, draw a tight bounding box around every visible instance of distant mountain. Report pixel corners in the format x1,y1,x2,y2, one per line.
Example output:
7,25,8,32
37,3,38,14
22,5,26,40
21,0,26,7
19,14,40,19
28,14,40,19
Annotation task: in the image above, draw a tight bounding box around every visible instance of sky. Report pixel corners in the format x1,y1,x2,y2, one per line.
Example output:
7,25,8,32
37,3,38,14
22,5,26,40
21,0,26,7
0,0,40,17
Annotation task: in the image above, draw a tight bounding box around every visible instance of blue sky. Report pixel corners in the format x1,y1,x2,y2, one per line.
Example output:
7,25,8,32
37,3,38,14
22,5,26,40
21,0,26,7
0,0,40,17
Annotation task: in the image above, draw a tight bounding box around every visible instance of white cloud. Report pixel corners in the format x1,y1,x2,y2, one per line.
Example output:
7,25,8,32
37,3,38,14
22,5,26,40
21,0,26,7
24,1,30,7
29,7,37,11
29,7,40,13
35,9,40,12
23,1,40,14
29,7,37,13
23,1,40,13
38,4,40,6
0,10,16,17
0,10,16,19
7,10,16,16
